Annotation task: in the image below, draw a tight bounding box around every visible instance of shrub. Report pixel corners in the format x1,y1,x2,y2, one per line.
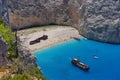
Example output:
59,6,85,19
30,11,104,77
2,72,31,80
7,58,46,80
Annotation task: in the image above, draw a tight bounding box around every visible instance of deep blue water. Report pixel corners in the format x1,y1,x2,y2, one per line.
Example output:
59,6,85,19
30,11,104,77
34,38,120,80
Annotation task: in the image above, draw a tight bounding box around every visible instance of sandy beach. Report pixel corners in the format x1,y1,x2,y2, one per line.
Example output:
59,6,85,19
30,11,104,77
17,26,81,53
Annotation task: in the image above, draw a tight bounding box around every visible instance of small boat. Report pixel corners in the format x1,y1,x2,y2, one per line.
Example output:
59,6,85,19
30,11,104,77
71,58,90,71
93,55,99,59
73,37,81,41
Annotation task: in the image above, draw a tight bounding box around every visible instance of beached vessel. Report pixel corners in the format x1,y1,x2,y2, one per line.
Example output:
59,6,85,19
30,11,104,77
29,35,48,45
71,58,90,71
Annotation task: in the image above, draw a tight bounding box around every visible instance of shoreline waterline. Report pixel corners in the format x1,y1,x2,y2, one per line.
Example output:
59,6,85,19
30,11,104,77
34,39,120,80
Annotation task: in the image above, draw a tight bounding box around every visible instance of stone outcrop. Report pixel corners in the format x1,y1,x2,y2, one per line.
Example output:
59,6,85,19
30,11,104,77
0,0,120,43
17,38,37,64
80,0,120,43
0,36,8,67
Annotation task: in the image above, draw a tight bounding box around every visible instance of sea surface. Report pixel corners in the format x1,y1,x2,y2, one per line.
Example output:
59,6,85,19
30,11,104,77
34,38,120,80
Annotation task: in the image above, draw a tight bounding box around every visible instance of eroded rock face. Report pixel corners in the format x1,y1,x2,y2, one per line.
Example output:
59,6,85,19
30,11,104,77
0,36,8,67
80,0,120,43
17,38,37,64
0,0,9,25
8,0,83,29
1,0,120,43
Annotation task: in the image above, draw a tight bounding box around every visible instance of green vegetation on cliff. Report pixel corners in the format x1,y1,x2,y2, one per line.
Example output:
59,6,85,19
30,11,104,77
0,19,16,58
2,72,31,80
0,19,46,80
2,58,46,80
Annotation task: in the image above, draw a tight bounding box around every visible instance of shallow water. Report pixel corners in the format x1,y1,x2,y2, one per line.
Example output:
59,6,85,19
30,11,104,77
34,39,120,80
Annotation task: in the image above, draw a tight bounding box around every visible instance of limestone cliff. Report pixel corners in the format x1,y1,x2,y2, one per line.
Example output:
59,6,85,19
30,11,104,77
8,0,83,29
0,0,120,43
80,0,120,43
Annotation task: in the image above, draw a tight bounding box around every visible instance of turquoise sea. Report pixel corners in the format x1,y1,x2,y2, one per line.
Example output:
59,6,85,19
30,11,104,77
34,38,120,80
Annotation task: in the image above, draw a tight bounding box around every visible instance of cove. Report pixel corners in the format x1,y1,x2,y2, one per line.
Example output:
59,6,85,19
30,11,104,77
34,38,120,80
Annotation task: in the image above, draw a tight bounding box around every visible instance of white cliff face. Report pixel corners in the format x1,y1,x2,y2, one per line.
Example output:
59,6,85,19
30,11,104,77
80,0,120,43
1,0,120,43
7,0,83,29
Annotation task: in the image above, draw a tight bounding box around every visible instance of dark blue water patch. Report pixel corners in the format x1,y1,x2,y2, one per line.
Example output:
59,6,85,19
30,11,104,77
34,39,120,80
